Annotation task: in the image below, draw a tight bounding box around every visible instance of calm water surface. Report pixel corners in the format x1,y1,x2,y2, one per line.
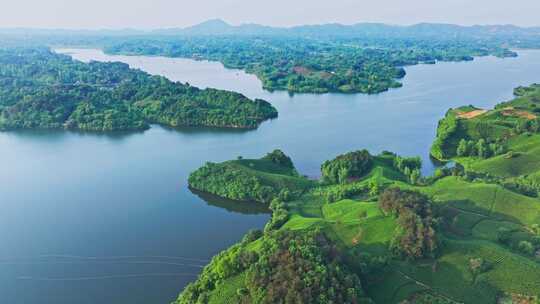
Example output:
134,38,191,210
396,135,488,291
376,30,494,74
1,48,540,304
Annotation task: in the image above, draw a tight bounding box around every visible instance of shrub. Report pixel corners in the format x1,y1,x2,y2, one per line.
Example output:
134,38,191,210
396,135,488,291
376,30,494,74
518,241,535,256
262,149,295,169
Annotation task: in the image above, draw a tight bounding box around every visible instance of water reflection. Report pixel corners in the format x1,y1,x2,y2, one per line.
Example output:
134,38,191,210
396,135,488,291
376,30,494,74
159,124,256,135
190,188,271,215
5,127,145,141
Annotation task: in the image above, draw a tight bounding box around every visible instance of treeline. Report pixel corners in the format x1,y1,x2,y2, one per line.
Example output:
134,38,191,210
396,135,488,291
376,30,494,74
456,138,507,158
0,48,277,131
105,36,515,95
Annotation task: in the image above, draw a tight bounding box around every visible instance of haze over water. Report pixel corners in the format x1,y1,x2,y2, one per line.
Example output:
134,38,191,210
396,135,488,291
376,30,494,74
1,48,540,304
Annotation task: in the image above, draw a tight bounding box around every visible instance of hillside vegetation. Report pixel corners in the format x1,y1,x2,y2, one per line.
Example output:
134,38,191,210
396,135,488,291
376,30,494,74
0,48,277,131
180,127,540,303
431,83,540,198
105,36,515,95
188,150,314,204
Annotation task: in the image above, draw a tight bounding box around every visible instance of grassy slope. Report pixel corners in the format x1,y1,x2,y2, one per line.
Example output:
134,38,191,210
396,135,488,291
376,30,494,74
406,85,540,303
188,157,315,203
419,177,540,225
230,159,314,191
364,175,540,303
462,134,540,177
298,167,540,303
213,151,540,303
185,101,540,303
431,84,540,160
207,274,245,304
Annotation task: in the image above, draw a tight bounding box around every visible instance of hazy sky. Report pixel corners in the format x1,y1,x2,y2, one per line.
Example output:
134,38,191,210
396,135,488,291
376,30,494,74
2,0,540,29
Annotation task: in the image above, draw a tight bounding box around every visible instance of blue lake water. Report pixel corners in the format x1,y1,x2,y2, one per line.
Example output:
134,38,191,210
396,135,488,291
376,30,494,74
1,48,540,304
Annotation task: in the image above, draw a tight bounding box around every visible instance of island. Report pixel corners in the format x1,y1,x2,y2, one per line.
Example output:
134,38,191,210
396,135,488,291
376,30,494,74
103,22,519,95
176,85,540,303
0,48,277,132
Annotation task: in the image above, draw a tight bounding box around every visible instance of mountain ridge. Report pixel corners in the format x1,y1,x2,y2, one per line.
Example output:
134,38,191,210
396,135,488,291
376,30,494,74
2,19,540,38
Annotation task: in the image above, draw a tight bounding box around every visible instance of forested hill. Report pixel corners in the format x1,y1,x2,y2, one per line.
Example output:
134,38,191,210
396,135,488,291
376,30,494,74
155,19,540,42
179,132,540,303
105,36,515,94
0,48,277,132
2,20,540,42
1,21,536,95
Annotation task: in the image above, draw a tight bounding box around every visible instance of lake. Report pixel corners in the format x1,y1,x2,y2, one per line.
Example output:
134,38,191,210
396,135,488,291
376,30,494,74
1,48,540,304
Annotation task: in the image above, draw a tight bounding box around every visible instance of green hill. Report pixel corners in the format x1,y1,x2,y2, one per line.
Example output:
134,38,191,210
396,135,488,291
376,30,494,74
188,150,315,204
178,85,540,304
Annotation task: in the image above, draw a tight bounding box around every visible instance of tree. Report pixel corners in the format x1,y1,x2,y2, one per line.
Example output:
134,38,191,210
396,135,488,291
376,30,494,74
409,169,420,184
456,139,468,156
476,139,487,158
368,180,380,197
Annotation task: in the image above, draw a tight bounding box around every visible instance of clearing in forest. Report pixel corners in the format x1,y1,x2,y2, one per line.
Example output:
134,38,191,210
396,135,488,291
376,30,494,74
456,109,488,119
501,107,537,120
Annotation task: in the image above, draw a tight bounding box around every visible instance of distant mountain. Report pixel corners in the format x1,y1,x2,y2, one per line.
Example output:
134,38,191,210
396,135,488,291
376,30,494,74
152,20,540,40
2,20,540,40
153,19,278,36
176,19,233,35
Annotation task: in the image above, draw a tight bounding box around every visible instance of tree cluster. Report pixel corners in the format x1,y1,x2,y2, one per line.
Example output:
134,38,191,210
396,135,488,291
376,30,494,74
262,149,295,169
379,188,438,259
456,138,506,158
244,230,369,304
321,150,373,184
393,155,422,184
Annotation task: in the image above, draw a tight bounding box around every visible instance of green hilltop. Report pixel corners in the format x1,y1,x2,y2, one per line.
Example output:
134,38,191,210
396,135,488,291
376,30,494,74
178,85,540,303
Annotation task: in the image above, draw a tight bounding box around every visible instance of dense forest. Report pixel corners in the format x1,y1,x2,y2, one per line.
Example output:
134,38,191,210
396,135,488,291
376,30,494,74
180,86,540,303
105,35,516,94
0,48,277,131
176,229,371,304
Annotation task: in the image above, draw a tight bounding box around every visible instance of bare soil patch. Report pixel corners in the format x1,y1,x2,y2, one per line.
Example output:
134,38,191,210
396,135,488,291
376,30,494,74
293,66,313,76
501,107,537,120
457,109,488,119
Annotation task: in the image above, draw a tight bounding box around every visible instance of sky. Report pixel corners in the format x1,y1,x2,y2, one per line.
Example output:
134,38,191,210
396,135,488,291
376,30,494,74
1,0,540,29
